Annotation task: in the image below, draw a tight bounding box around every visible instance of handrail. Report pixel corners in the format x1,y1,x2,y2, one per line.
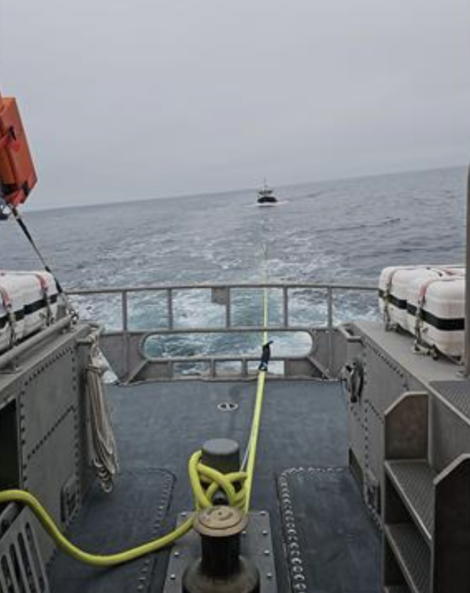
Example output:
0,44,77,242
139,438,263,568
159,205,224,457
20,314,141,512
69,282,376,295
68,281,377,379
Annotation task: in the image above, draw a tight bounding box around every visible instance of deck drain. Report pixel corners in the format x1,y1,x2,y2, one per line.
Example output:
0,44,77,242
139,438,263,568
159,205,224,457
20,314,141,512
217,402,238,412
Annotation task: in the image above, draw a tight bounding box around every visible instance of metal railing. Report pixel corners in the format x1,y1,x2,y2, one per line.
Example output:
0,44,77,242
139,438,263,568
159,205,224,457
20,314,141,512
69,282,377,380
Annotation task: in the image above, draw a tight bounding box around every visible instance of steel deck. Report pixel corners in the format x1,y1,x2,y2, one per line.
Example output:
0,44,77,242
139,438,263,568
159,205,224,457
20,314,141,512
49,379,381,592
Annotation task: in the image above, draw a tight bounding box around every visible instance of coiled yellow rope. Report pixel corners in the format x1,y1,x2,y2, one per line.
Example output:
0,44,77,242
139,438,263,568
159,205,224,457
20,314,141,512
189,451,247,510
0,451,248,567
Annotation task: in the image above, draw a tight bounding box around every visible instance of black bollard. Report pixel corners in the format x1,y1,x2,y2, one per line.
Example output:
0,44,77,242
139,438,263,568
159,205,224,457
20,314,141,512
201,439,240,506
182,506,260,593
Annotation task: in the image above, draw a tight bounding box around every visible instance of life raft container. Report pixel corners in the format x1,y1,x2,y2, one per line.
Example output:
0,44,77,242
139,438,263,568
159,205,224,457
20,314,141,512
379,266,445,331
0,271,59,354
407,274,465,357
379,265,466,358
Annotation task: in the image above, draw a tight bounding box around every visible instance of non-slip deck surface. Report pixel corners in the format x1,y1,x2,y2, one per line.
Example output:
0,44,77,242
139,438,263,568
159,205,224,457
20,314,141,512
49,469,174,592
49,379,380,592
279,467,381,593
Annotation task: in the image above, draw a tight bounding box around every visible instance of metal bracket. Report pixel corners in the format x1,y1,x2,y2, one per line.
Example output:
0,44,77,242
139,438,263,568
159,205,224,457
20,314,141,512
211,287,229,306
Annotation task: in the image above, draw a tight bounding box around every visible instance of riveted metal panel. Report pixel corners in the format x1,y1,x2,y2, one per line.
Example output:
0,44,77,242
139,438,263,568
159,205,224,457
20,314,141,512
432,397,470,473
24,410,78,563
349,403,366,476
15,334,89,566
365,398,384,513
362,335,410,416
20,346,77,462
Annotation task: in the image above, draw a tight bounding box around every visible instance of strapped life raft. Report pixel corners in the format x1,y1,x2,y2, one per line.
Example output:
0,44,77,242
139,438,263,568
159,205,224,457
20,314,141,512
379,265,465,358
0,271,59,354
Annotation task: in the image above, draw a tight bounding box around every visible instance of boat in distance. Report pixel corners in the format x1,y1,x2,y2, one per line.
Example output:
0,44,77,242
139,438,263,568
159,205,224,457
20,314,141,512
257,180,278,205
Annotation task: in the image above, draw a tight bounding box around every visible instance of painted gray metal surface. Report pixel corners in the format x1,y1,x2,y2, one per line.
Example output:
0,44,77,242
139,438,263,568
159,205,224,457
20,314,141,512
343,321,467,511
384,524,430,593
0,322,94,565
385,460,435,543
163,512,277,593
278,467,381,593
350,326,470,592
57,378,348,593
49,469,175,593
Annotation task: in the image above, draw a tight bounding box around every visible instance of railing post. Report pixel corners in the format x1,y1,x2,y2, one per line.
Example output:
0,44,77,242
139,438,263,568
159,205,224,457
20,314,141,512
327,287,334,375
283,286,289,328
167,288,174,330
122,290,130,379
226,288,231,328
122,290,129,332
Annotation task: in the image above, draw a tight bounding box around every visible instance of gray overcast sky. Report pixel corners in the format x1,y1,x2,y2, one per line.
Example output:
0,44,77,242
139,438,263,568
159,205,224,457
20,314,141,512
1,0,469,208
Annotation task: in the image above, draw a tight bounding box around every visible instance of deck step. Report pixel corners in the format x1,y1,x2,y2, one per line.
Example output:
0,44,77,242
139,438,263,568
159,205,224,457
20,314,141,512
384,588,410,593
385,460,435,544
385,524,430,593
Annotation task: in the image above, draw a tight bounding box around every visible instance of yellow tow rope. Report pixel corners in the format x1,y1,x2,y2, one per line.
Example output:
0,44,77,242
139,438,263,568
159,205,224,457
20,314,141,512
0,248,271,566
0,489,194,567
0,453,247,567
0,451,250,567
244,280,269,512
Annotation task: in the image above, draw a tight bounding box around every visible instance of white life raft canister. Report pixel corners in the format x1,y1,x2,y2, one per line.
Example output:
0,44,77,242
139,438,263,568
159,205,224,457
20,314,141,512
0,271,59,354
407,273,465,358
379,265,466,358
379,266,446,331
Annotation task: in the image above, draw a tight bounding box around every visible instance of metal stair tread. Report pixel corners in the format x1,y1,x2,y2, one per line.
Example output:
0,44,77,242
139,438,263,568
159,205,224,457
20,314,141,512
385,524,430,593
385,460,435,543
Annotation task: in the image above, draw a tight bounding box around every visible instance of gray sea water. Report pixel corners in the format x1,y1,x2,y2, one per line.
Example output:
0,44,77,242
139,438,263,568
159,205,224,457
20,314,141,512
0,166,466,366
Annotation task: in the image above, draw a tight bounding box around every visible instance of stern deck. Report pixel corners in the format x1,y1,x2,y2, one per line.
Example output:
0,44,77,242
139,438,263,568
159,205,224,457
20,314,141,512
49,379,381,592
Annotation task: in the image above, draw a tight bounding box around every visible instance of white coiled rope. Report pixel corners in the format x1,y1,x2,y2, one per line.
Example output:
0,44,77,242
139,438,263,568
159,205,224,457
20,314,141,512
85,334,119,492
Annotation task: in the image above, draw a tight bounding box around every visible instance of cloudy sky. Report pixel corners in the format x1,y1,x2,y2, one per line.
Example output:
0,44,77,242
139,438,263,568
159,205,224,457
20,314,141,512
1,0,469,208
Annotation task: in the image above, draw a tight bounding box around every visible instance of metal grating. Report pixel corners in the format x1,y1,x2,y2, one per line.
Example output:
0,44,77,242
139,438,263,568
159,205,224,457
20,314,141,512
385,524,430,593
0,506,49,593
430,380,470,421
385,461,435,543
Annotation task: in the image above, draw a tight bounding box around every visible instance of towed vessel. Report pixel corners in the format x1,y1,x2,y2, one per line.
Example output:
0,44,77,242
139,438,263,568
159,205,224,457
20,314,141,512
257,181,278,205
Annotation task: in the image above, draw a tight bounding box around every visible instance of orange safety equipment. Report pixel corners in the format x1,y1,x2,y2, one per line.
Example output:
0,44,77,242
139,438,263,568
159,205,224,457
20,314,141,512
0,87,37,207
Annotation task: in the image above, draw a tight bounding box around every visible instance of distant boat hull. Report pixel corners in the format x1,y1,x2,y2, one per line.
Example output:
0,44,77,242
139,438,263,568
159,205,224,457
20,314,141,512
257,196,278,205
